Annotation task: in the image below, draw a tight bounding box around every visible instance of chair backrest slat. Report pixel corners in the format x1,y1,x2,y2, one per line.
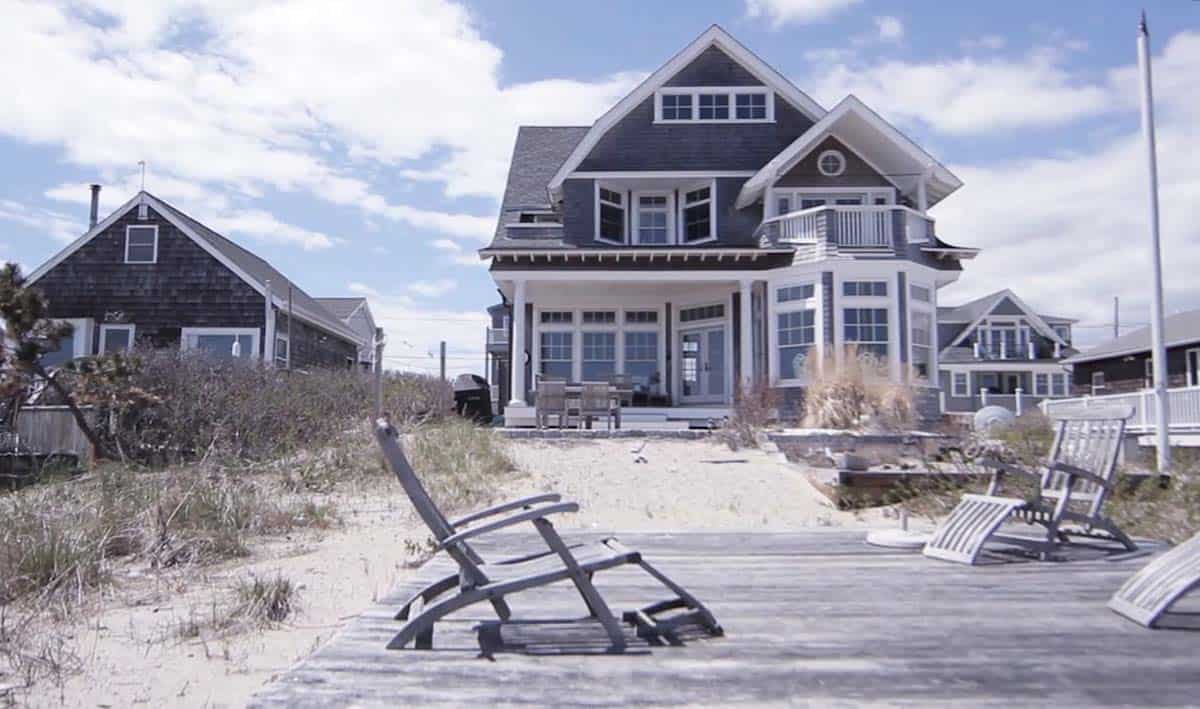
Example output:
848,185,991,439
537,381,567,409
1042,406,1131,515
374,420,455,541
579,382,611,411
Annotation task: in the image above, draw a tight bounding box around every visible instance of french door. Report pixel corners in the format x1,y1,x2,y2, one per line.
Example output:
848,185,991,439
680,326,726,404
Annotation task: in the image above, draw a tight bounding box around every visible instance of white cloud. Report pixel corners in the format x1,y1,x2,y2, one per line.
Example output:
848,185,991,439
874,16,904,43
960,35,1006,52
431,239,462,252
0,0,640,249
935,32,1200,347
349,283,488,377
745,0,862,28
408,279,455,297
0,199,82,243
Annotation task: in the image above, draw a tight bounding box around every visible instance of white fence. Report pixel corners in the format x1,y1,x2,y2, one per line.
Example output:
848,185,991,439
1041,385,1200,433
833,207,892,248
761,205,934,250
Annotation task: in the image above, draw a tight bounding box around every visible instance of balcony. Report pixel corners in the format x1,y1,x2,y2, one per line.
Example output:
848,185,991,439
942,340,1065,363
755,205,933,253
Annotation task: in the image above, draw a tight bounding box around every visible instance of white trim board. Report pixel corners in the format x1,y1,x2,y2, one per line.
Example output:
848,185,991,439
943,289,1067,350
548,25,826,196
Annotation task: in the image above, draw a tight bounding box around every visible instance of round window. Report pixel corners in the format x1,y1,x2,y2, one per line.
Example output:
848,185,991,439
817,149,846,177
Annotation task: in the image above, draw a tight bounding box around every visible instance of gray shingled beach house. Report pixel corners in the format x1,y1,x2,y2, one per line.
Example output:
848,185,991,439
482,25,977,426
27,189,371,370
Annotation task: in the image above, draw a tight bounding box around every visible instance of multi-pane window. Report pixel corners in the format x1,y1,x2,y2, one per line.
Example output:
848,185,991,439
582,310,616,324
624,331,658,390
1091,371,1106,394
776,195,791,216
540,310,573,324
844,308,888,360
683,186,713,242
679,304,724,323
598,187,625,242
777,284,815,303
735,92,767,120
910,284,932,303
778,310,815,380
100,325,134,354
1035,373,1069,397
952,372,969,397
698,93,729,120
911,311,932,379
843,280,888,297
1052,373,1068,397
661,93,692,120
581,332,616,381
539,332,573,379
274,335,289,368
125,225,158,263
636,194,670,244
624,310,658,324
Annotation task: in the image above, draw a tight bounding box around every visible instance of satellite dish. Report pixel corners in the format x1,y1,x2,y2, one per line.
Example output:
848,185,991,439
973,405,1015,434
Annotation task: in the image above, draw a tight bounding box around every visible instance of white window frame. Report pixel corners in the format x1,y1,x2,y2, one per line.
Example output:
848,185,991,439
1091,370,1106,395
180,327,261,360
771,279,820,386
1052,372,1068,397
679,180,717,245
632,191,675,245
274,331,290,368
766,187,895,218
594,183,627,245
951,371,969,397
124,224,159,264
98,323,136,354
1188,348,1200,387
843,306,890,361
673,298,734,405
531,305,666,390
817,149,847,177
654,86,774,124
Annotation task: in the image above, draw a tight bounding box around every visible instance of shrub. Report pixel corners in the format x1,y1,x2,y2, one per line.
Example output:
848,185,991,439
802,346,915,431
402,418,515,513
719,381,777,450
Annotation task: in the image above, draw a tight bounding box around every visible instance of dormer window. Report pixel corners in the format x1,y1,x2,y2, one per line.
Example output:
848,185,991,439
125,225,158,263
656,88,772,123
596,185,626,244
682,184,715,243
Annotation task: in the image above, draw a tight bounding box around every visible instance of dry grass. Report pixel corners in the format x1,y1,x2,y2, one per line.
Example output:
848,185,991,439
718,381,777,451
802,347,915,431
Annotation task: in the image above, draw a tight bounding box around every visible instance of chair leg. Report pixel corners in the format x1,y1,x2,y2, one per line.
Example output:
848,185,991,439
394,573,459,621
565,571,626,651
389,589,488,650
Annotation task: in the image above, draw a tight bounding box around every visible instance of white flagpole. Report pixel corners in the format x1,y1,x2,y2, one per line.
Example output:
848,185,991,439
1137,12,1171,474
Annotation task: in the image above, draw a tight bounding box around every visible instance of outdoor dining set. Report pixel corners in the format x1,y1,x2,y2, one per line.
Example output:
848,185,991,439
533,375,635,430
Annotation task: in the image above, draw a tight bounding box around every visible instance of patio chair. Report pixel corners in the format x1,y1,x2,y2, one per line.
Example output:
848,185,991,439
535,380,568,429
608,373,634,407
577,381,617,430
923,406,1136,565
1109,531,1200,628
374,419,722,651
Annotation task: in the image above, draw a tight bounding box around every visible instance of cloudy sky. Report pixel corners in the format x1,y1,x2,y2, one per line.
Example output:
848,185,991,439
1,0,1197,375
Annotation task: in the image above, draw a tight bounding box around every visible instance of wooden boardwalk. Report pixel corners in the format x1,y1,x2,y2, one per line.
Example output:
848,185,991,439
252,530,1200,707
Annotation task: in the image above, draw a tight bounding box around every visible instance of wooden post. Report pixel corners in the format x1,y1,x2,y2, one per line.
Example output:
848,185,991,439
287,285,294,372
264,278,274,364
439,340,446,382
374,327,385,418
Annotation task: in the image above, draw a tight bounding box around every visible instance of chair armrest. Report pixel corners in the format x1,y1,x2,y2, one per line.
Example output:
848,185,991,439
448,493,562,528
1048,461,1113,490
438,502,579,550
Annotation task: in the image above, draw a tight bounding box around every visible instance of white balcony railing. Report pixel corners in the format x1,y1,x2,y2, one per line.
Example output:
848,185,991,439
1041,385,1200,433
486,327,508,346
758,205,932,250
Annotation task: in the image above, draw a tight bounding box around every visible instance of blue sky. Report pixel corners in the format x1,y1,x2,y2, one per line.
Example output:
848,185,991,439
1,0,1198,374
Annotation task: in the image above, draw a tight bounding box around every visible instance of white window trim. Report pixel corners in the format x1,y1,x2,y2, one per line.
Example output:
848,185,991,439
771,279,821,386
951,371,970,398
654,86,774,124
631,190,676,245
50,317,94,361
1188,348,1200,387
124,224,159,264
817,149,847,177
679,180,717,245
673,297,734,405
274,331,290,368
766,187,896,217
594,182,627,245
532,306,666,391
1091,370,1106,395
98,323,136,354
180,327,261,360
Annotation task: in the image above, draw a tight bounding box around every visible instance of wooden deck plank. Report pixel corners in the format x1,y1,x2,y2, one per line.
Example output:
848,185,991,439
252,531,1200,708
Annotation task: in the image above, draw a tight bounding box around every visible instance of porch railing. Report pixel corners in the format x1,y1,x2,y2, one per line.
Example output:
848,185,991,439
756,205,933,251
1040,385,1200,433
486,327,508,346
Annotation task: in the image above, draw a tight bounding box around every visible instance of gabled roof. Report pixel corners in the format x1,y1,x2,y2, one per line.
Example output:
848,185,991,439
940,289,1068,350
1063,308,1200,365
737,96,962,210
314,297,367,321
546,25,826,195
27,191,361,344
487,126,588,249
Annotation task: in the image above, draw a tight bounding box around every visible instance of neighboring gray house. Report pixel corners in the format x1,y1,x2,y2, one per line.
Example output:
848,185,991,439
314,297,378,371
1063,308,1200,395
481,25,978,426
937,289,1075,415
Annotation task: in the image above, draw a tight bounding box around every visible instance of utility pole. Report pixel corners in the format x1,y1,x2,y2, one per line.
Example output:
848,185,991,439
439,340,447,382
1113,296,1120,339
287,284,294,372
374,327,385,419
1138,12,1171,475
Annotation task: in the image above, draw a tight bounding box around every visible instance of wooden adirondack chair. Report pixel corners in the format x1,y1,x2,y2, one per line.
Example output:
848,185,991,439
535,381,568,429
375,419,722,651
924,406,1137,565
576,381,616,430
1110,532,1200,628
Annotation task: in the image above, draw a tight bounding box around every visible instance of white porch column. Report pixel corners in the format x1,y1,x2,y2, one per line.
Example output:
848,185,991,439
508,280,527,406
739,279,754,387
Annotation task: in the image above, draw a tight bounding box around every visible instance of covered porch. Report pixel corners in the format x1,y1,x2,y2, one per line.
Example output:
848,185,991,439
495,271,768,427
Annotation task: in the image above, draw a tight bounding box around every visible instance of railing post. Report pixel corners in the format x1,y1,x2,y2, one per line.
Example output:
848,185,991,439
1015,387,1024,416
980,388,989,407
1000,339,1007,360
1141,389,1150,429
1027,341,1035,359
973,341,981,359
938,390,946,414
1054,341,1062,359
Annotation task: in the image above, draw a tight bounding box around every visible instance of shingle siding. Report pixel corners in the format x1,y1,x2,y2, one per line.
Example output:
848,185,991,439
276,313,358,369
36,207,266,353
774,136,892,188
663,45,765,87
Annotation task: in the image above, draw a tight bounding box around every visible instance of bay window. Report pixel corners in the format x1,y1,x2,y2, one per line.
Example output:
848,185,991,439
911,311,932,379
844,308,888,360
775,282,817,382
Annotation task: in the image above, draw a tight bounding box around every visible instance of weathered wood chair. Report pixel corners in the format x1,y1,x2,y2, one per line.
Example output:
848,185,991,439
1110,532,1200,628
608,373,634,407
375,419,721,651
535,380,568,429
924,406,1137,565
577,381,616,430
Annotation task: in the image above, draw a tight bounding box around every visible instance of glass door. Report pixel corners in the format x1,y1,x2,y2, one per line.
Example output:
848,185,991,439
680,326,726,403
